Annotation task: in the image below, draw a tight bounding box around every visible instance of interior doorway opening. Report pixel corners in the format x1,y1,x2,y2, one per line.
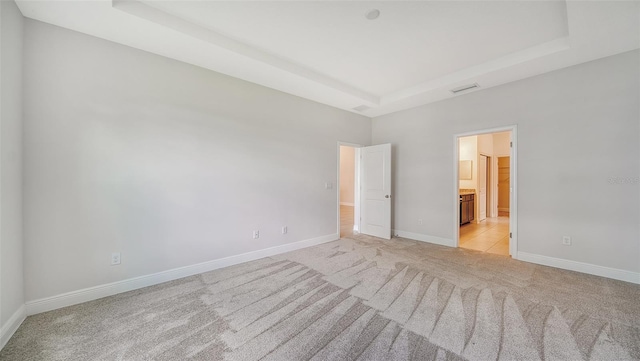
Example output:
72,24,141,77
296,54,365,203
338,144,360,238
337,142,393,240
455,127,517,257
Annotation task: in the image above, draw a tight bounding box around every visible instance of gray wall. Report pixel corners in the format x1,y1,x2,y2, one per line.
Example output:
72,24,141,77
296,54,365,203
372,49,640,273
0,0,24,328
23,20,371,301
14,6,640,309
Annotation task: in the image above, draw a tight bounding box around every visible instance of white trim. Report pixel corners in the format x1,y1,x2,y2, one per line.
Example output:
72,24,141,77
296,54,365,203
517,251,640,285
339,202,355,207
0,305,26,350
510,127,518,259
0,0,4,350
393,229,455,248
25,233,339,316
354,147,361,234
453,137,460,249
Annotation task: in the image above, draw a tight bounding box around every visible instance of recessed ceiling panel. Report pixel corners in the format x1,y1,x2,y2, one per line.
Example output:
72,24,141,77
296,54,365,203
146,1,569,96
15,0,639,116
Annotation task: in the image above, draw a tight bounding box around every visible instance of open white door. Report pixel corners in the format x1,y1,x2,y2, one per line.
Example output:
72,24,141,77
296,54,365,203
360,144,391,239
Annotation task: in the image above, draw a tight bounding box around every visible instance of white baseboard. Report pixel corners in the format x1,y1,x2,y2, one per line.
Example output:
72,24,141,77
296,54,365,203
393,229,455,248
340,202,355,207
353,225,359,232
25,233,339,316
0,305,26,350
517,251,640,285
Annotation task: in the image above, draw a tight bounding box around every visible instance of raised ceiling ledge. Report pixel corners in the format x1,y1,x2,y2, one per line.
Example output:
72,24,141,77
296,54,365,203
113,0,571,113
112,0,381,106
381,37,571,105
14,0,639,117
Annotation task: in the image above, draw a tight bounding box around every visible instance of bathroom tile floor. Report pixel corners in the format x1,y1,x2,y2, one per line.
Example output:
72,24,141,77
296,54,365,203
459,216,510,256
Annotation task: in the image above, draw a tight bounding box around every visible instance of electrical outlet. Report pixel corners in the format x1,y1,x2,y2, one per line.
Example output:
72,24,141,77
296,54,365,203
111,252,121,265
562,236,571,246
253,230,260,239
418,218,423,225
282,226,288,234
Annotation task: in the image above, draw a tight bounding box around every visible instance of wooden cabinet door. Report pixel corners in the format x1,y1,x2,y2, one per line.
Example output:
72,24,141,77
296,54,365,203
498,157,510,211
461,201,469,224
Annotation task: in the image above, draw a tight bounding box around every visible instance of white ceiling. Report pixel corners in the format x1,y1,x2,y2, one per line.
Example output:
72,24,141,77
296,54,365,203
15,1,640,117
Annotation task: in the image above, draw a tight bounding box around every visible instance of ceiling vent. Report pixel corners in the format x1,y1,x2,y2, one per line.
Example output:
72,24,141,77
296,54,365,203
352,105,371,112
450,83,480,95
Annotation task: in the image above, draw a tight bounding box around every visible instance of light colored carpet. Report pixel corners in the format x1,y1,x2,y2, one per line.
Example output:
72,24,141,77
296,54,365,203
2,235,639,360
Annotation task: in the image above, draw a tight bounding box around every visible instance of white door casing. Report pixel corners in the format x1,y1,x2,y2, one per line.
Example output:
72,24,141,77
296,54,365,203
360,144,391,239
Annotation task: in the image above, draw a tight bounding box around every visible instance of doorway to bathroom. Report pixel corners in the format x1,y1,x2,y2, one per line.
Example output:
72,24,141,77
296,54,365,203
454,126,517,257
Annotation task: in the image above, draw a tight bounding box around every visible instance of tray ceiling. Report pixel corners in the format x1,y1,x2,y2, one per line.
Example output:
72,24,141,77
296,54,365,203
16,1,640,117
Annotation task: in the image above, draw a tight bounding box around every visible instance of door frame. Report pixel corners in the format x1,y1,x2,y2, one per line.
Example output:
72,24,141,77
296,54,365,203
337,142,362,237
453,125,518,258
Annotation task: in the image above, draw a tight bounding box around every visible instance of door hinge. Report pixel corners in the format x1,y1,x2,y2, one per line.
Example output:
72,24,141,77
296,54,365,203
510,141,513,148
509,232,512,238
